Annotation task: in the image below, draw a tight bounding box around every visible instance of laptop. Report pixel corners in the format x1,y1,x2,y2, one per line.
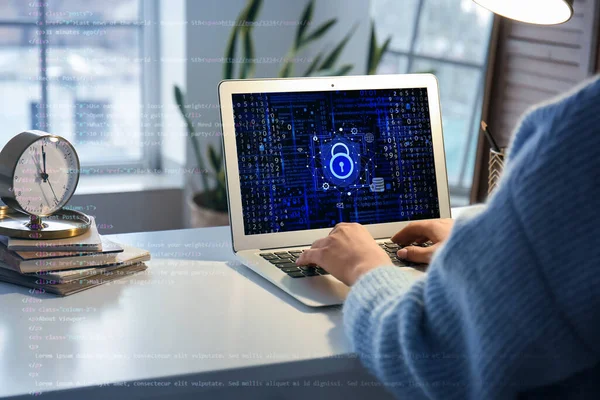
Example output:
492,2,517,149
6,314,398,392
218,74,450,307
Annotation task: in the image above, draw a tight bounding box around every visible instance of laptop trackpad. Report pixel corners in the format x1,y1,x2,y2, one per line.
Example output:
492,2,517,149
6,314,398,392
282,274,349,306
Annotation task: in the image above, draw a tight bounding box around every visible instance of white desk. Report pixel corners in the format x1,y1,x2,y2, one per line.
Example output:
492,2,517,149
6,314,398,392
0,207,474,399
0,227,394,400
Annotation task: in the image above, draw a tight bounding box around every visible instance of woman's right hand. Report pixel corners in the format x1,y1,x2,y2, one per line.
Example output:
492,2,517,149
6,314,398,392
391,219,454,264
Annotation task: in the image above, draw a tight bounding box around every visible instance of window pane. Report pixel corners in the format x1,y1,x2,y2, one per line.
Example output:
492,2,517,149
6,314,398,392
46,27,142,164
0,24,37,47
414,0,493,64
45,0,139,22
377,53,408,75
0,0,37,20
0,27,40,149
370,0,420,52
410,58,481,188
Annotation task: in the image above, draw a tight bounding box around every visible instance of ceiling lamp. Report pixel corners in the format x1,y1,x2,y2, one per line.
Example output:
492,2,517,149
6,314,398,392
473,0,574,25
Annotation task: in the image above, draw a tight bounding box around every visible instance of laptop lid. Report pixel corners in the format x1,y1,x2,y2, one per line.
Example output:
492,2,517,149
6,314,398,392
219,74,450,252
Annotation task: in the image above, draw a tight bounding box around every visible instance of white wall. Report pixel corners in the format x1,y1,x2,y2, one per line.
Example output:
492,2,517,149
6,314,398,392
183,0,371,226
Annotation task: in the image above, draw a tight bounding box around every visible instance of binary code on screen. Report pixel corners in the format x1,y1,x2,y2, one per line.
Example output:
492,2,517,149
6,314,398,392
232,88,440,235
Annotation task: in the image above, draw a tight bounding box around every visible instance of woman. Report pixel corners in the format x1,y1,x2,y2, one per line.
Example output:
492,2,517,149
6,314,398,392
297,76,600,399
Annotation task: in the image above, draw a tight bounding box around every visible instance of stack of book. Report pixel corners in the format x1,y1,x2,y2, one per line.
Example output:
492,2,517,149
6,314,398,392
0,218,150,295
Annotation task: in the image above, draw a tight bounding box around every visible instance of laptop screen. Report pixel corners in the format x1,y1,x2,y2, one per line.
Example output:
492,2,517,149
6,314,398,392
231,88,440,236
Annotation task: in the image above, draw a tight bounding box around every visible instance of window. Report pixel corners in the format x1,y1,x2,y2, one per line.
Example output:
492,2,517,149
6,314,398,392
0,0,160,170
74,100,110,145
371,0,494,206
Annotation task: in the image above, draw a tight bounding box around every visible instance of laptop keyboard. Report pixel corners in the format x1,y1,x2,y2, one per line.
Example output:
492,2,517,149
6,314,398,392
259,241,430,278
259,250,328,278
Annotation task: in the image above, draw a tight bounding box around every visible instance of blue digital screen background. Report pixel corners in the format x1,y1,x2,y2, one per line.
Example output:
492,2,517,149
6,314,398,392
232,88,440,236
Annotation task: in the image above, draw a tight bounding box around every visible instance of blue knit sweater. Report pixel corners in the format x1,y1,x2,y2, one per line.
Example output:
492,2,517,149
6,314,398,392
343,76,600,399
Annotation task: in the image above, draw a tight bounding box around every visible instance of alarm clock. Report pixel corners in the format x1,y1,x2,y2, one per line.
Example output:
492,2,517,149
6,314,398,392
0,130,91,239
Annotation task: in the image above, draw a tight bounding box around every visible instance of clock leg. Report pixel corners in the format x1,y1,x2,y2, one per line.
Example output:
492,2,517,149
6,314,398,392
27,215,44,230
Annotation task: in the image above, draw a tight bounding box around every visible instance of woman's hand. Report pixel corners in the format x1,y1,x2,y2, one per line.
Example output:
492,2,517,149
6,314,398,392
392,219,454,263
296,222,392,286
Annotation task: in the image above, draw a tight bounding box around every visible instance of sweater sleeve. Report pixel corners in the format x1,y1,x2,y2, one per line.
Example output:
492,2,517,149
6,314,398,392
343,76,600,399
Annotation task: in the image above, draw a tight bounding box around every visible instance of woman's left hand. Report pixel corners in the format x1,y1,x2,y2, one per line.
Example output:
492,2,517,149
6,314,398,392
296,222,392,286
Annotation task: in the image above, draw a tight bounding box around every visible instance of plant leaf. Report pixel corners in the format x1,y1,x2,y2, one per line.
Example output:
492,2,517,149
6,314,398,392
174,85,184,111
173,85,211,193
295,0,314,49
367,20,377,75
223,24,240,79
240,28,256,78
313,64,353,77
372,36,391,75
209,145,222,172
301,18,336,48
217,168,226,186
244,0,262,25
279,61,293,78
334,64,354,76
238,0,261,79
318,23,356,71
173,85,193,133
216,142,224,171
303,52,323,76
215,168,228,212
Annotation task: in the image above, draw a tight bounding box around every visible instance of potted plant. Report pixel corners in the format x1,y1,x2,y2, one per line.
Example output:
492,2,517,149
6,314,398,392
174,86,229,227
175,0,391,227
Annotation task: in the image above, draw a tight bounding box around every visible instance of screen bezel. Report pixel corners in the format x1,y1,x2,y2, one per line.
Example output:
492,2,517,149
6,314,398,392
218,74,451,252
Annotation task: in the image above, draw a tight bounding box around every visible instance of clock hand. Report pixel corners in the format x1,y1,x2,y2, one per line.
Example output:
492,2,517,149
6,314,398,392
46,178,60,205
31,155,42,174
31,155,45,185
41,145,48,182
37,179,51,209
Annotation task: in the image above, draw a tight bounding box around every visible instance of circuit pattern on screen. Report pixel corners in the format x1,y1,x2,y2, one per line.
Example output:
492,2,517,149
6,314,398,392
232,88,440,236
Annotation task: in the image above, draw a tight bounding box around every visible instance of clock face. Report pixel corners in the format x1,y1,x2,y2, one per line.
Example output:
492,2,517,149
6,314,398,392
12,136,79,216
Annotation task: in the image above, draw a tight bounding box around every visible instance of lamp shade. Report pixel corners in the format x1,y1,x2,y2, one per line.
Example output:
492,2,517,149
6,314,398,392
473,0,574,25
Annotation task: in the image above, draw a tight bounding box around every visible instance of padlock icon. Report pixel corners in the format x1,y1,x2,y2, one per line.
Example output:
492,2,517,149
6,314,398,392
329,142,354,179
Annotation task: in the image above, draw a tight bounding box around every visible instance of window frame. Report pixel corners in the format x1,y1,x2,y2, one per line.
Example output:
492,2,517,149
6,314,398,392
0,0,162,173
374,0,493,204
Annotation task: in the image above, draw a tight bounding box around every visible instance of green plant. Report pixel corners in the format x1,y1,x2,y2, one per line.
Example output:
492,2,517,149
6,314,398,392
223,0,262,79
175,0,392,212
366,19,392,75
174,85,228,212
281,0,355,78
